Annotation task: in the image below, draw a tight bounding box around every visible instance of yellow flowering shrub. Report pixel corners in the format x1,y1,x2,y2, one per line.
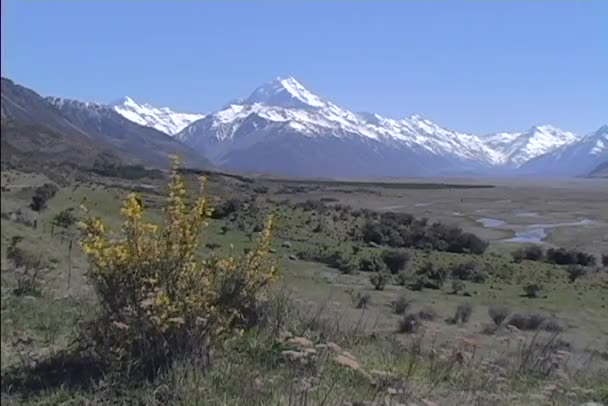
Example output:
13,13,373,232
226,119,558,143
79,156,277,378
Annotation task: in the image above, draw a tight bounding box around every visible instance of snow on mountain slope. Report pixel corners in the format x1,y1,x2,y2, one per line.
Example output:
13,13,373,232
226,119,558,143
111,97,204,136
46,97,210,168
518,125,608,176
482,125,579,166
178,76,503,176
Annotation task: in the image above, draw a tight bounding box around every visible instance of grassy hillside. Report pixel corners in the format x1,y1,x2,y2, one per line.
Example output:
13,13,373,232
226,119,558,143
1,167,607,405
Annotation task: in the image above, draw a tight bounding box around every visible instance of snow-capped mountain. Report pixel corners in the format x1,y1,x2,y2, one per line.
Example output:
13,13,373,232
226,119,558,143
518,125,608,176
111,96,204,136
482,125,579,166
178,76,507,177
46,97,209,168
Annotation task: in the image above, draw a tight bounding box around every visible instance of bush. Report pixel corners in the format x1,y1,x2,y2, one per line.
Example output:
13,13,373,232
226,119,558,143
449,261,487,283
6,236,44,296
452,303,474,324
602,254,608,267
348,290,371,309
512,246,544,263
79,156,277,380
337,257,356,274
415,262,447,290
369,271,391,291
91,161,162,180
523,282,543,298
381,249,411,274
52,208,78,228
546,247,596,266
488,305,511,326
508,313,548,331
417,307,437,321
451,280,466,295
30,183,59,211
359,255,388,273
211,198,242,219
566,264,587,282
392,295,412,315
359,216,488,255
394,271,410,286
407,276,426,291
397,313,420,334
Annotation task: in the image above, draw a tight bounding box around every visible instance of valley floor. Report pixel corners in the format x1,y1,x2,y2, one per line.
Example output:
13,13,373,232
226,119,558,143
1,169,607,405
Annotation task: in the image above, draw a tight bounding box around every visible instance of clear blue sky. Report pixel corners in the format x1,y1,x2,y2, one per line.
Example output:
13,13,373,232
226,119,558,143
2,0,607,134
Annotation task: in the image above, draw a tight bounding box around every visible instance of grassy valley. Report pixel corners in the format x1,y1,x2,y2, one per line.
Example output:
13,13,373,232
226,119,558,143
1,164,607,405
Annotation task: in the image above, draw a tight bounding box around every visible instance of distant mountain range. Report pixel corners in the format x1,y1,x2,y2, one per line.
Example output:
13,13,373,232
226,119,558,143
1,76,605,178
1,78,208,171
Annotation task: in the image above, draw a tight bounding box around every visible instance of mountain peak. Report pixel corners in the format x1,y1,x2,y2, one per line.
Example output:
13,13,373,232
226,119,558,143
110,97,204,136
245,76,326,109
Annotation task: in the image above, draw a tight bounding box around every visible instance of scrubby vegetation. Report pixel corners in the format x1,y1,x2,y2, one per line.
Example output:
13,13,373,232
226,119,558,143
512,245,544,262
29,183,59,211
359,213,488,254
52,207,78,228
1,165,606,405
545,247,596,266
90,160,163,180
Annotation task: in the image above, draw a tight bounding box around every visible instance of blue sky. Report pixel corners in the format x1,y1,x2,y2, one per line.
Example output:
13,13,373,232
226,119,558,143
2,1,607,134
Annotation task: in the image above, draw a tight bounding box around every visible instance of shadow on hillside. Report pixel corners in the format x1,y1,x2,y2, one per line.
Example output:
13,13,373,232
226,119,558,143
1,348,105,398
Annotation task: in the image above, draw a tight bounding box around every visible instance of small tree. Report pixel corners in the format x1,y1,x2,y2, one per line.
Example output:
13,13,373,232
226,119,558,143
392,295,412,315
397,314,420,334
523,282,543,298
369,271,391,291
451,280,466,295
381,249,411,274
566,264,587,283
53,207,78,228
453,303,474,324
488,305,511,327
79,156,277,380
30,183,59,211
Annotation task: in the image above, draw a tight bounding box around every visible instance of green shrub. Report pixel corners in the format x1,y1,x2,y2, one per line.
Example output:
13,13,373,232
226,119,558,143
211,198,242,219
348,290,371,309
415,262,447,290
451,280,466,295
6,236,44,296
394,271,410,286
397,313,420,334
91,161,162,180
523,282,544,298
392,295,412,315
507,313,563,332
449,261,487,283
381,249,411,274
512,246,544,263
417,307,437,321
566,264,587,282
452,303,473,324
52,207,78,228
359,255,388,273
488,305,511,326
546,247,596,266
369,271,391,291
30,183,59,211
